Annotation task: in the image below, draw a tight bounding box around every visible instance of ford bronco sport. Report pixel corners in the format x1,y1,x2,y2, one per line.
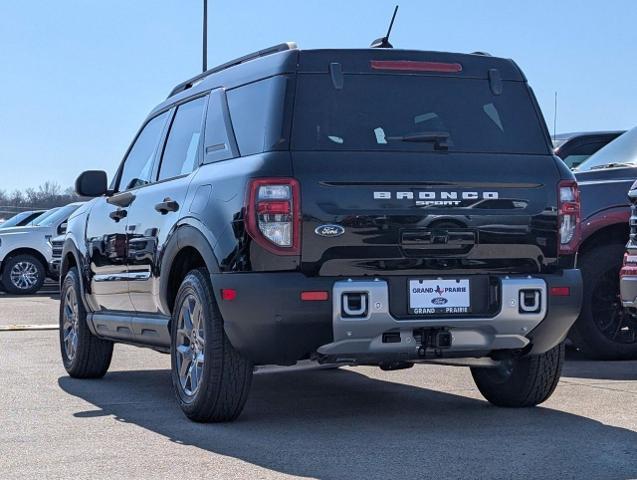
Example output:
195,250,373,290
59,43,582,422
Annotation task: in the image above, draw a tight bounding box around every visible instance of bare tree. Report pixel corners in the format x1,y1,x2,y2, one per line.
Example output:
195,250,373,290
0,182,80,220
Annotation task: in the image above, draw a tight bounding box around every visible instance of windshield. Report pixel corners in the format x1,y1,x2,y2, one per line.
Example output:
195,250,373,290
575,127,637,171
35,204,80,227
25,211,47,225
0,211,31,229
292,74,549,154
29,207,60,225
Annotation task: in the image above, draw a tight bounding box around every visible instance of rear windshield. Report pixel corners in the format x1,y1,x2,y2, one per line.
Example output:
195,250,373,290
291,74,549,154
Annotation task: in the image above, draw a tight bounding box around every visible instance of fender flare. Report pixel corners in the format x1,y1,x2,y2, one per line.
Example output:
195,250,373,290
61,237,92,314
158,221,221,315
580,205,629,246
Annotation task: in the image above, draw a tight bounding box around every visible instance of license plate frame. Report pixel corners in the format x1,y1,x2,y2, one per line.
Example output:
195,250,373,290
408,278,471,315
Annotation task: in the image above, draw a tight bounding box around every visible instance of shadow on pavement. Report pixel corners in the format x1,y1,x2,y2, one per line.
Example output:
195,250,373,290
59,367,637,479
563,351,637,381
0,292,59,300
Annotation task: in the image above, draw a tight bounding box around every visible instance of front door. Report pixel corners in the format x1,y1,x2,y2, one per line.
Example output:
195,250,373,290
87,109,171,312
86,197,132,312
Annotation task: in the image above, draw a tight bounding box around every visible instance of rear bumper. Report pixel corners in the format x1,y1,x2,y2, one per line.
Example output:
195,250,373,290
620,276,637,308
212,269,582,365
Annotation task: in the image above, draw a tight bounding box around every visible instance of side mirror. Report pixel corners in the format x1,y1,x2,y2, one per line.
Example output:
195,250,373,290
75,170,108,197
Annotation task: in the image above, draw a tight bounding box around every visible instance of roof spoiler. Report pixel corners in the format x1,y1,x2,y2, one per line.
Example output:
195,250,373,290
167,42,298,99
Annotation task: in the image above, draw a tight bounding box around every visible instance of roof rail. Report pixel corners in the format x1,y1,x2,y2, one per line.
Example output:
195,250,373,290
167,42,298,98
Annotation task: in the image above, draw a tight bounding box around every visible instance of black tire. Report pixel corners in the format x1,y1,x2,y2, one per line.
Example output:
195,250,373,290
59,268,113,378
570,244,637,360
2,254,45,295
471,343,564,407
170,268,253,423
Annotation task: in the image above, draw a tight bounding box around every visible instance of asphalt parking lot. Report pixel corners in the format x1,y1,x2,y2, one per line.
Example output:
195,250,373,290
1,292,636,480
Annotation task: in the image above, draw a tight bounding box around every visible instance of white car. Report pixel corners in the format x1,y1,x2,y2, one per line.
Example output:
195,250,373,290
0,203,84,294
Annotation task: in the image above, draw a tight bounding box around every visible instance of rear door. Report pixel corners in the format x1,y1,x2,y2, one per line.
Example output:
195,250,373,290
125,95,207,313
290,65,559,278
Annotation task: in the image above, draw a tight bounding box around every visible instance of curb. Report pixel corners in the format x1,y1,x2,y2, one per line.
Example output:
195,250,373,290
0,324,59,332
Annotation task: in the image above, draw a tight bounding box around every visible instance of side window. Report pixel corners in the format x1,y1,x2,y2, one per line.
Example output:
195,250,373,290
118,111,169,191
226,75,291,156
157,96,206,181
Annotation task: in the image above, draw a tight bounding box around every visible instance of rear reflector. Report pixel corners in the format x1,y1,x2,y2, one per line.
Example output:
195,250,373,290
549,287,570,297
301,291,329,301
621,266,637,277
621,253,637,277
370,60,462,73
221,289,237,301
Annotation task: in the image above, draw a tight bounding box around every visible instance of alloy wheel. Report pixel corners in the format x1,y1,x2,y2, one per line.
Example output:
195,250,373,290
175,294,205,397
62,285,80,360
10,261,39,290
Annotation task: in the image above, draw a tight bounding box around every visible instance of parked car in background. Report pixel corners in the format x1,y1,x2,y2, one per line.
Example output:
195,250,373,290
48,234,65,280
620,181,637,318
570,126,637,359
0,210,46,229
0,203,84,294
554,131,625,169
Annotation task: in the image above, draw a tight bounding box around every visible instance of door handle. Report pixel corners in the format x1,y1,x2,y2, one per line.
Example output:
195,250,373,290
107,191,136,208
154,198,179,215
109,209,127,222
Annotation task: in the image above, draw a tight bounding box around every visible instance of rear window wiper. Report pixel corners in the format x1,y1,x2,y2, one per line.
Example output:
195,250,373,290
385,131,450,150
587,162,635,170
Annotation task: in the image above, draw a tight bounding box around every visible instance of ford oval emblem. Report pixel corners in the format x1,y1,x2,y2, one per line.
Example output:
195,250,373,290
314,224,345,238
431,297,448,305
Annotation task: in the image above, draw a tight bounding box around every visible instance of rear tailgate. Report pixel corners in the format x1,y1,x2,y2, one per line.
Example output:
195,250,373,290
294,151,559,277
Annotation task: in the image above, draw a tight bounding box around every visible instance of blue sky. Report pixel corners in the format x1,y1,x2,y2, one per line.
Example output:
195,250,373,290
1,0,636,191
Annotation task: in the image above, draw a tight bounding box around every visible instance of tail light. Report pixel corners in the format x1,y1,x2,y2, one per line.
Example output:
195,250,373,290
245,178,301,255
370,60,463,73
557,180,581,255
620,253,637,278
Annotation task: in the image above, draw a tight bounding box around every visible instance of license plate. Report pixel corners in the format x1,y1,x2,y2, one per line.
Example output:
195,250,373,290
408,279,471,315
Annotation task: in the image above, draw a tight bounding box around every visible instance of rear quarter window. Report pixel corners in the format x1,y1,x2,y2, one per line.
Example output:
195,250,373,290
226,76,292,156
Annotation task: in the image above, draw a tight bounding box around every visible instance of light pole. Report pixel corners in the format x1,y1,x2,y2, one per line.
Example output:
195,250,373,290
202,0,208,72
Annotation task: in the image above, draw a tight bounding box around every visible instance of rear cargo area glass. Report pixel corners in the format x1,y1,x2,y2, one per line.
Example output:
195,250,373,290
291,74,548,154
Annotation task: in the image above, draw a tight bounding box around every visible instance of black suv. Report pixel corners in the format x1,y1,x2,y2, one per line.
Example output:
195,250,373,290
60,44,582,422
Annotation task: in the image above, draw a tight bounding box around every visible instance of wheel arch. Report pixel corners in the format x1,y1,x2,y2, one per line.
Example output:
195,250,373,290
578,222,629,257
160,224,221,316
59,238,93,313
1,247,48,275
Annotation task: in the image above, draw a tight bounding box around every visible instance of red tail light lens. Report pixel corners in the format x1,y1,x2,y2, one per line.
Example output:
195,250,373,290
620,253,637,277
300,291,329,301
557,180,581,255
370,60,463,73
245,178,301,255
549,287,571,297
221,288,237,301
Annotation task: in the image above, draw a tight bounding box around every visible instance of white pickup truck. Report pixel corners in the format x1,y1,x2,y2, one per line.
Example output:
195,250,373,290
0,203,83,294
